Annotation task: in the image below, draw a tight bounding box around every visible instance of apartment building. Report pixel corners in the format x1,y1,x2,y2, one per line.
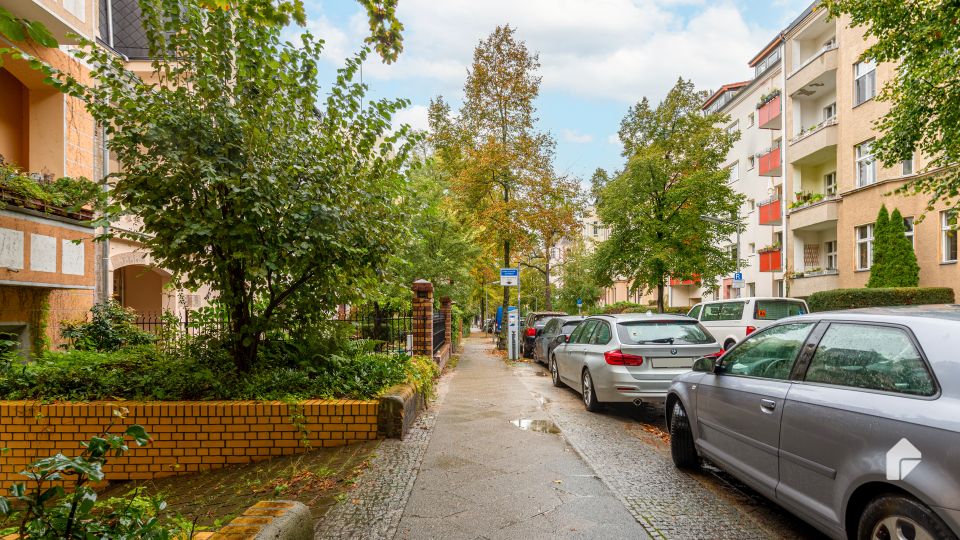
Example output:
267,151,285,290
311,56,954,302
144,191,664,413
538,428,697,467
0,0,205,352
707,2,959,302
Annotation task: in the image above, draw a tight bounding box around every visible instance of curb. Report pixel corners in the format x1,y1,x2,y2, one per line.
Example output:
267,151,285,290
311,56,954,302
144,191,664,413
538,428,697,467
202,500,312,540
377,382,424,440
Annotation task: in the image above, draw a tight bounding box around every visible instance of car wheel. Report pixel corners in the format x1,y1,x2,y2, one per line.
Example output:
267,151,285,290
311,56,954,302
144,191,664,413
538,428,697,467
669,401,701,471
581,369,602,412
550,356,564,388
858,495,955,540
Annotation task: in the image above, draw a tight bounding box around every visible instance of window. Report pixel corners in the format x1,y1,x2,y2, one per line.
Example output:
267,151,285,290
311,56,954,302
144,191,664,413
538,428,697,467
570,320,595,344
728,162,739,183
687,305,702,319
943,211,958,263
824,172,837,196
753,299,807,321
903,217,915,249
856,224,874,270
590,321,612,345
747,113,755,127
825,240,837,270
822,102,836,121
721,323,814,380
700,301,745,322
856,140,876,187
804,324,935,396
748,156,755,170
854,60,876,105
902,154,915,176
616,321,714,345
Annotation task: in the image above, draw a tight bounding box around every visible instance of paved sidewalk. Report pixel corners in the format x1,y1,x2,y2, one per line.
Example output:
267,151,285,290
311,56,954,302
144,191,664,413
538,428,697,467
395,336,648,539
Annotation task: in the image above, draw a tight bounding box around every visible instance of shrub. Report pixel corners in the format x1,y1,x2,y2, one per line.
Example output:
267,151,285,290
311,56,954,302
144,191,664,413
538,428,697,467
60,301,155,352
807,287,955,312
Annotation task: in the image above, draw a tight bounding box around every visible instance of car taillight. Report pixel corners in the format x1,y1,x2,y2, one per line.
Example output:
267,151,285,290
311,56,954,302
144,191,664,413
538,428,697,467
604,350,644,366
526,328,537,337
746,325,757,336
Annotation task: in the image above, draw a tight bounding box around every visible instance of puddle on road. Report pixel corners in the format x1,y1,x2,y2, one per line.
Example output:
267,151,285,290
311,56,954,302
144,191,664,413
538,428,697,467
511,418,561,434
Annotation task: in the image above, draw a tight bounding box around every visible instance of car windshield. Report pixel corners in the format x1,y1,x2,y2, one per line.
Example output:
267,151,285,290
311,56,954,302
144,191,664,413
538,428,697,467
616,321,714,345
754,300,807,320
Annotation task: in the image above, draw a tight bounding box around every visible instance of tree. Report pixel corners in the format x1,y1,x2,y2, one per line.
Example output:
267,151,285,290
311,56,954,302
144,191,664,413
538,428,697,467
42,0,416,371
868,206,920,287
437,25,551,318
594,78,742,312
824,0,960,212
518,172,584,310
555,241,602,314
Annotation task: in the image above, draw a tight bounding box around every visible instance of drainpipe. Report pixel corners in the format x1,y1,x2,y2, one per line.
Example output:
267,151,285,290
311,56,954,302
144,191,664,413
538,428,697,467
779,42,789,298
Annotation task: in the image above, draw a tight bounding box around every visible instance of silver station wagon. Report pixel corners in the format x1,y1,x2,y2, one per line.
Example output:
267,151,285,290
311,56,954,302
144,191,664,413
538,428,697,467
666,306,960,540
551,313,721,410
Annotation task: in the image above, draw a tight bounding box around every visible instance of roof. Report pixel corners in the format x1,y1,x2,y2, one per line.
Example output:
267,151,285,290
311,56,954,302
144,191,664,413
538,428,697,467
701,81,751,110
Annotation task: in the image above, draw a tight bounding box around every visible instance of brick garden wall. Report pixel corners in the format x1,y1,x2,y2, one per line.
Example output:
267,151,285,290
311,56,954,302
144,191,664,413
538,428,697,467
0,399,378,485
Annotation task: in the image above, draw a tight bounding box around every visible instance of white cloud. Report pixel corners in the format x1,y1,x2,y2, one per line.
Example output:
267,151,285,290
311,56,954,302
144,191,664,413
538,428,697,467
304,0,780,104
562,129,594,144
392,104,430,132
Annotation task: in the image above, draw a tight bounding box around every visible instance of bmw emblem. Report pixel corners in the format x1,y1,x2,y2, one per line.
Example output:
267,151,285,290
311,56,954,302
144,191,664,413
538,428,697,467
670,348,678,355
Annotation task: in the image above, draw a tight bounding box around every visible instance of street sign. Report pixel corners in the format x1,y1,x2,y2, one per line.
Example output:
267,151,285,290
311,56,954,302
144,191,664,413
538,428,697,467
732,271,745,290
500,268,519,286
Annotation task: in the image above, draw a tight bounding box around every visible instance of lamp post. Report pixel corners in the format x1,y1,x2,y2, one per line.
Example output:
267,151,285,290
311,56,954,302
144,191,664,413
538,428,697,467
701,214,743,298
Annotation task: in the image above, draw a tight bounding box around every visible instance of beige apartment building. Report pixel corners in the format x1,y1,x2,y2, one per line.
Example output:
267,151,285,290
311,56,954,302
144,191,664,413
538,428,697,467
0,0,206,352
706,1,959,303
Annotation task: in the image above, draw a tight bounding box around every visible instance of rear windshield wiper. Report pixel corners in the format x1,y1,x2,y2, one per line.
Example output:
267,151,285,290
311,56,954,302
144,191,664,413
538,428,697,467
642,337,675,344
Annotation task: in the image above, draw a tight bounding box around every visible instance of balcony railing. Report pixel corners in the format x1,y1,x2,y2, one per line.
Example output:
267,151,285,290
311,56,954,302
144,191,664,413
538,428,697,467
758,95,781,130
757,144,782,177
758,249,782,272
758,197,782,225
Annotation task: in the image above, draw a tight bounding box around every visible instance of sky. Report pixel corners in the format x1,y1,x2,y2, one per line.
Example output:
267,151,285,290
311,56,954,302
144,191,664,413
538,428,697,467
300,0,814,180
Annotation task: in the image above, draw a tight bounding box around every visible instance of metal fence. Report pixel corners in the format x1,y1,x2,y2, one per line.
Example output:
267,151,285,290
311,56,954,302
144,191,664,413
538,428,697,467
432,312,445,354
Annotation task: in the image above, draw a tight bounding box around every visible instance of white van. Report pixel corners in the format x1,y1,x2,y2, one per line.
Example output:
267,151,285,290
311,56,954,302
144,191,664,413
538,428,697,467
685,297,809,350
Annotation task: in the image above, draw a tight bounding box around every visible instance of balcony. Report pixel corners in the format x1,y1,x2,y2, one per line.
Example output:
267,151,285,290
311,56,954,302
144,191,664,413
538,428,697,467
758,197,782,226
789,118,838,164
786,45,838,97
789,270,839,298
757,94,781,130
759,249,782,272
788,196,839,231
757,145,781,177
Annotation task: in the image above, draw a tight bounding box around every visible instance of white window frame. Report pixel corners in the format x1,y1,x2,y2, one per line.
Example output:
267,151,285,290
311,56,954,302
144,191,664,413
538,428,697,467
824,171,837,196
854,60,876,105
856,224,874,270
825,240,837,270
942,211,958,263
856,140,876,187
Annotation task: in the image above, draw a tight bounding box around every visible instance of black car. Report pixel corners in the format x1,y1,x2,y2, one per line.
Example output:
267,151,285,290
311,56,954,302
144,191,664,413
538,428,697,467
532,316,585,365
521,311,567,358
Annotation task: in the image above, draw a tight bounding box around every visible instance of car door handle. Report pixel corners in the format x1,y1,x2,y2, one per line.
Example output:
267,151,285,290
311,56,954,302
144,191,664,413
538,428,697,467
760,399,777,411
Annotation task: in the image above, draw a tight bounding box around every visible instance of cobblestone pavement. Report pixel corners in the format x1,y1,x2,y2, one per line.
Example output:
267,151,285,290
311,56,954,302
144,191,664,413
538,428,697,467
314,378,449,539
510,356,827,540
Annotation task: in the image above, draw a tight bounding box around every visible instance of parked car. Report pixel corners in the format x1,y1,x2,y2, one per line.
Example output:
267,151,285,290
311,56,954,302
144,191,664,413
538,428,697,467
666,306,960,540
550,314,721,411
686,297,808,350
522,311,567,358
532,316,584,365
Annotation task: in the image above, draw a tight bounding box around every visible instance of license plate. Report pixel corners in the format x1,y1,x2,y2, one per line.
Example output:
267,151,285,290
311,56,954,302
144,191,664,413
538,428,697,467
651,357,694,369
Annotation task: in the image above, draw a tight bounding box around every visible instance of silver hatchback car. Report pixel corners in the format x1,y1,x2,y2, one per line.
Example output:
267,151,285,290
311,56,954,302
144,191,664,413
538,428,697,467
551,313,721,410
666,306,960,540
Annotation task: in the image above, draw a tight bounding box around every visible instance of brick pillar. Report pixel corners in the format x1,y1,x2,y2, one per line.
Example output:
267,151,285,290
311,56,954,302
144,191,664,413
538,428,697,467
411,280,434,356
441,297,452,349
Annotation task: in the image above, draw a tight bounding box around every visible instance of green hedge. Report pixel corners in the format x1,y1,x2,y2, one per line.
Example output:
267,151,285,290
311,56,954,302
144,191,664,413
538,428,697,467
807,287,955,312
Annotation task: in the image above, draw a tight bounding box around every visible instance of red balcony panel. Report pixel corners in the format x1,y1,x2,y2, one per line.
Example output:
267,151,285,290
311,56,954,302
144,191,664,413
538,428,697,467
758,199,782,225
759,250,782,272
758,95,781,130
758,146,782,177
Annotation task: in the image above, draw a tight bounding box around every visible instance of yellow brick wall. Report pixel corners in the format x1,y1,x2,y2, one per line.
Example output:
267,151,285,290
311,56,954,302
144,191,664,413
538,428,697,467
0,400,379,485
